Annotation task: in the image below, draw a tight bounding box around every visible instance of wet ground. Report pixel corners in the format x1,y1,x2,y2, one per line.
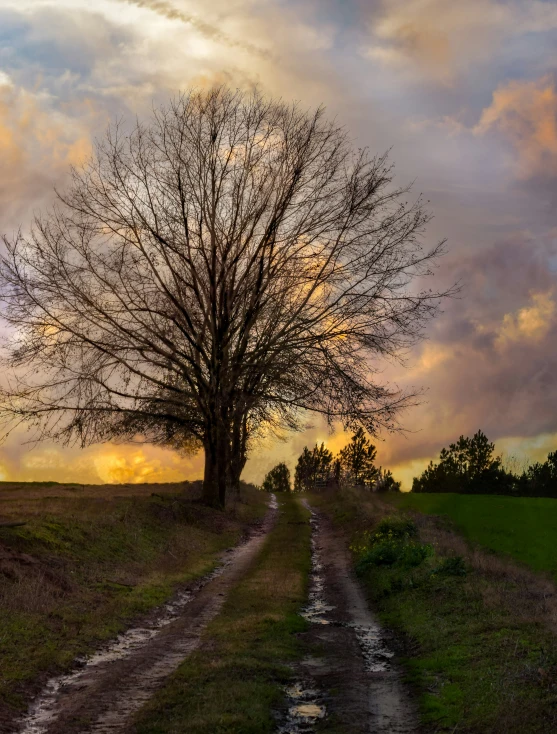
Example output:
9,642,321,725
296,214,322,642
279,500,417,734
17,495,278,734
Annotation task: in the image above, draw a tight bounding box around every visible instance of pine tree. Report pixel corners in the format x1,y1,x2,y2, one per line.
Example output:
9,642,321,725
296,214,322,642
338,428,379,487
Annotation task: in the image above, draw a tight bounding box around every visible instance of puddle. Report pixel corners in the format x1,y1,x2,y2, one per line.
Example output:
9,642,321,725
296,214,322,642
278,681,326,734
18,496,278,734
351,623,395,672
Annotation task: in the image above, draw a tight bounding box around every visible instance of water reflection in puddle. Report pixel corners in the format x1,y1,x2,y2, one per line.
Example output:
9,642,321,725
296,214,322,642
279,501,399,732
278,681,326,734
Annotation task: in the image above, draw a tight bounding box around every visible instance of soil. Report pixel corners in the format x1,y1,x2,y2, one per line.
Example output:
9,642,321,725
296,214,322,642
294,500,418,734
15,496,278,734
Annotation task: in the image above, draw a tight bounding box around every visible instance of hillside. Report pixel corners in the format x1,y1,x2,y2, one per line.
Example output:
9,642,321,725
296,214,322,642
0,481,267,731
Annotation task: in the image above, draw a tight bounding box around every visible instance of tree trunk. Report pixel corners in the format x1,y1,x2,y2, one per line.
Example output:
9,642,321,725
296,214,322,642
228,412,248,497
202,422,229,509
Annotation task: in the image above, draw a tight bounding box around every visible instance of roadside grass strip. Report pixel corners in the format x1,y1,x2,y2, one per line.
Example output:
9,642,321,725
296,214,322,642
0,487,267,725
313,489,557,734
388,492,557,579
133,494,312,734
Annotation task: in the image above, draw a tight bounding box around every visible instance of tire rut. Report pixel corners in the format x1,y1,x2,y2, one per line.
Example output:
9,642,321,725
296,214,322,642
17,495,278,734
292,499,418,734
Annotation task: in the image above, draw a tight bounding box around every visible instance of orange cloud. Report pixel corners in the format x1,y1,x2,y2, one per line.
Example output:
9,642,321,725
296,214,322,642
494,291,555,349
475,76,557,178
9,441,205,484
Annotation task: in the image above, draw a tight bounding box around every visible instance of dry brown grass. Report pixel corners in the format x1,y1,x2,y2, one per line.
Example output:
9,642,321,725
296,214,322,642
0,479,202,512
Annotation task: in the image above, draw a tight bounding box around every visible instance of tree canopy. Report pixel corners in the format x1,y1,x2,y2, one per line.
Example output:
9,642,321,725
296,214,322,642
412,430,508,494
293,443,333,492
0,86,447,506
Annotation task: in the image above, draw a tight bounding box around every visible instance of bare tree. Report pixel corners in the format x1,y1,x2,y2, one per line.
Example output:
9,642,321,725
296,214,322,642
0,86,448,507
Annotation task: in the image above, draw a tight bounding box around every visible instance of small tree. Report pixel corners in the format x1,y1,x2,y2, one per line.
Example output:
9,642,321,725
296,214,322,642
294,442,333,491
520,451,557,497
338,428,379,487
262,463,291,493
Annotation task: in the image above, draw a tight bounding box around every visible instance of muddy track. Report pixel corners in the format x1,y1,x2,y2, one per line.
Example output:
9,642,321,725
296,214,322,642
291,500,417,734
16,496,278,734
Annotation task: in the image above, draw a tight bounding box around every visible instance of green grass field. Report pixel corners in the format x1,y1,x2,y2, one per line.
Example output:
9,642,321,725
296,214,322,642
388,493,557,578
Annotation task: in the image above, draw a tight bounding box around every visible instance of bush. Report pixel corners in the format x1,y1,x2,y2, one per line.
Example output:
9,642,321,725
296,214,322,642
374,516,417,542
400,542,434,568
357,540,402,570
356,539,432,574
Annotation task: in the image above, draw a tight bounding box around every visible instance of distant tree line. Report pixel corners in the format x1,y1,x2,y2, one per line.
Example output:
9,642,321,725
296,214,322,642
260,428,401,493
412,430,557,497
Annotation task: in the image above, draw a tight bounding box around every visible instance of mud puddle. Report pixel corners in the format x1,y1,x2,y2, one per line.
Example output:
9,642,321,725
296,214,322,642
18,495,278,734
278,681,325,734
289,499,417,734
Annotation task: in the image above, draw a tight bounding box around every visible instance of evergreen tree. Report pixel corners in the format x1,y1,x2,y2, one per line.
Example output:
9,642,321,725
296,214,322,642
374,468,401,492
338,428,379,487
294,443,333,491
412,430,510,494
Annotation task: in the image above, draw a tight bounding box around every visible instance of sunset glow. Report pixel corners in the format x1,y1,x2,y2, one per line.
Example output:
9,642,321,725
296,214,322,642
0,0,556,487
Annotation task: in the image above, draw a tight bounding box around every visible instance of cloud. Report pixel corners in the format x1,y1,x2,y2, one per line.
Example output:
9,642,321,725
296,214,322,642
494,291,555,349
364,0,510,85
363,0,557,90
0,430,205,484
372,234,557,473
0,75,98,228
474,76,557,179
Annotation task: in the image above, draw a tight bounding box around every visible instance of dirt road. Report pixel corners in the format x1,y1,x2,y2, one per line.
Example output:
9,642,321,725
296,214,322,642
17,496,278,734
286,500,417,734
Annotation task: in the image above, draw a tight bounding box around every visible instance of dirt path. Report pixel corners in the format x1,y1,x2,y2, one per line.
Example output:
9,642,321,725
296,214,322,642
291,500,417,734
17,496,278,734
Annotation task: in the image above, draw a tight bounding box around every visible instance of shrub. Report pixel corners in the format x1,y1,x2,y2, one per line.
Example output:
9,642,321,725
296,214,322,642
399,541,434,568
373,516,417,542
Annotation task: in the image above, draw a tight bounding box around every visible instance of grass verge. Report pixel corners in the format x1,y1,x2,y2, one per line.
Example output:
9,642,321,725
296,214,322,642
0,483,267,728
312,488,557,734
387,492,557,579
132,493,311,734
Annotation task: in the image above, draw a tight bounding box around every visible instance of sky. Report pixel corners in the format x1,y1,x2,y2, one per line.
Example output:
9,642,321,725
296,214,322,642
0,0,556,487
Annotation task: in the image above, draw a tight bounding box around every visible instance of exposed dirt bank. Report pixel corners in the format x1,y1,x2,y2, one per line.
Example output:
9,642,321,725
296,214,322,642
16,496,278,734
295,500,417,733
